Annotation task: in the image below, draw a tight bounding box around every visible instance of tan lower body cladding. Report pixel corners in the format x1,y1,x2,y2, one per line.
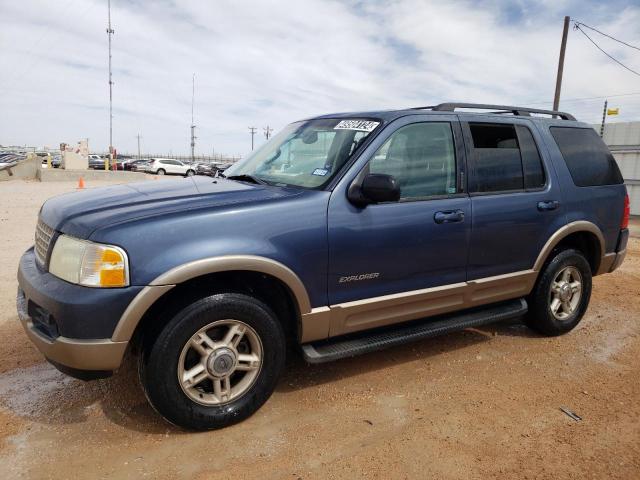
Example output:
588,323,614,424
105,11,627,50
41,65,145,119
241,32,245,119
301,270,537,342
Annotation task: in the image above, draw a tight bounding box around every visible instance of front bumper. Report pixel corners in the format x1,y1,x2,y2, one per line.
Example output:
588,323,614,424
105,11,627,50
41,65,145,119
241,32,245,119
17,289,128,371
17,247,142,372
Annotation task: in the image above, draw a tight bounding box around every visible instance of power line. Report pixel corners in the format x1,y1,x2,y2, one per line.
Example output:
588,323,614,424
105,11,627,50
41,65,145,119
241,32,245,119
573,23,640,78
573,21,640,52
526,91,640,106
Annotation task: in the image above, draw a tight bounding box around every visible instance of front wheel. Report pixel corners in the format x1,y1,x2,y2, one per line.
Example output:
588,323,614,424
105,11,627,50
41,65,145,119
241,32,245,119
525,248,592,336
186,169,195,177
139,293,286,430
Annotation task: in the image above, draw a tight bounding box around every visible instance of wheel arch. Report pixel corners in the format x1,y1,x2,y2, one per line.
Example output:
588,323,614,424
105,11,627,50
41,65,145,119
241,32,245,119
112,256,311,344
533,221,605,275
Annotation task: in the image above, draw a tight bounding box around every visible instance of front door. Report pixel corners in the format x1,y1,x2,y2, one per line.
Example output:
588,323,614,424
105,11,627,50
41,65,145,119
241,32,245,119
327,115,471,335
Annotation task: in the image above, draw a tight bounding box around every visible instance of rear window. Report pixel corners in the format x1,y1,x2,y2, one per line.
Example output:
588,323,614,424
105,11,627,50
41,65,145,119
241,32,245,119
550,127,623,187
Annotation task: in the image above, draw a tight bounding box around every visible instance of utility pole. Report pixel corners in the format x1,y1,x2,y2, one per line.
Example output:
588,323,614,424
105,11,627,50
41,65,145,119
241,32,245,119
190,73,196,162
248,127,257,150
263,125,273,140
107,0,115,166
552,15,570,112
600,100,608,138
136,133,142,158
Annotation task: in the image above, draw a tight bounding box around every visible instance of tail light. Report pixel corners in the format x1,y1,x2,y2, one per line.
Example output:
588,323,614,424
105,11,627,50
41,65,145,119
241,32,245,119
621,194,630,229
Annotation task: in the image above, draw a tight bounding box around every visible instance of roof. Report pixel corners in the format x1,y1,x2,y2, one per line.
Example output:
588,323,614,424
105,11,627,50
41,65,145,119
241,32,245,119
310,102,584,126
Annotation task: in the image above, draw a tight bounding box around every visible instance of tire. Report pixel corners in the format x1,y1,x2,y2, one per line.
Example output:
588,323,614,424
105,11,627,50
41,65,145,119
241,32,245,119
139,293,286,430
525,248,592,336
156,168,166,175
186,169,195,177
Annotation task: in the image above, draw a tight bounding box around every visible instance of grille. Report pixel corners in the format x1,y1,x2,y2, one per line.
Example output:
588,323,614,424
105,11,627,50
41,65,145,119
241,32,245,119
34,218,55,268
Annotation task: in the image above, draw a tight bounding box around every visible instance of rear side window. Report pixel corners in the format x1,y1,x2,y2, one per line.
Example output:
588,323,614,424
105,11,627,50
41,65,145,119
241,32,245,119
550,127,623,186
468,123,546,193
469,123,522,192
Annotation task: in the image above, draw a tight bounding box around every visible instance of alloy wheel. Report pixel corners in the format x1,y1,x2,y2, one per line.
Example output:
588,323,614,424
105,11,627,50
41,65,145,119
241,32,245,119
549,266,582,320
177,319,263,406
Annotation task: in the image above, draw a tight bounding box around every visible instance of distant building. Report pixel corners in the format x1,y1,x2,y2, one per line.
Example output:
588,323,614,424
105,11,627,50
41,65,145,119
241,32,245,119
599,122,640,216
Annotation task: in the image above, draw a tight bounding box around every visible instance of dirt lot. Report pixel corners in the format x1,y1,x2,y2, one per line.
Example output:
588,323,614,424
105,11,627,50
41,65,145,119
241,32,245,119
0,179,638,480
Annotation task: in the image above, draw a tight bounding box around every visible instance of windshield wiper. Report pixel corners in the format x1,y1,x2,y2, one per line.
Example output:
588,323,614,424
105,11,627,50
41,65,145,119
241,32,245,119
225,174,267,185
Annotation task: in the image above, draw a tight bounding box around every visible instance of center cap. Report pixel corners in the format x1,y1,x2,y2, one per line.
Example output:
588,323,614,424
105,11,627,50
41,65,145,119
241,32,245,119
559,283,572,302
207,348,237,377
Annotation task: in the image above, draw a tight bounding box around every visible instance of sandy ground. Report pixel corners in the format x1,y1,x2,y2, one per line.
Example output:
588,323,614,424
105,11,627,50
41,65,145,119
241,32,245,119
0,179,638,480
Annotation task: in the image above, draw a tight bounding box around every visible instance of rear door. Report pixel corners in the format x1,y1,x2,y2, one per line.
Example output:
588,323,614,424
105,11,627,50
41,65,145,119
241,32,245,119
461,117,566,279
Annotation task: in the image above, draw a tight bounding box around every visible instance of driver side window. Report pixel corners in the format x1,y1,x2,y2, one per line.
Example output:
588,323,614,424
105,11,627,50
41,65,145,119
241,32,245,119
370,122,457,200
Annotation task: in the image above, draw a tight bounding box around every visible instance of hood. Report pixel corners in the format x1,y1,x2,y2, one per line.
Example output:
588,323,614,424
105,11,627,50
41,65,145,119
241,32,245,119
40,176,302,238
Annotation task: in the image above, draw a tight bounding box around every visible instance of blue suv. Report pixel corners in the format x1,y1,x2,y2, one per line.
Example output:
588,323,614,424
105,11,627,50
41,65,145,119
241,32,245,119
17,103,629,430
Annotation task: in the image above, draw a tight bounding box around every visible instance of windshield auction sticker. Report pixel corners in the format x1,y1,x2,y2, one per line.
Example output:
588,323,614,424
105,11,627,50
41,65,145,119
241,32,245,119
334,120,380,132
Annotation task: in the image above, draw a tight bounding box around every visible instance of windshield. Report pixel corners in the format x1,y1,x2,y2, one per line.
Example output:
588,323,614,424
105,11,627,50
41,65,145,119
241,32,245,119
225,118,381,188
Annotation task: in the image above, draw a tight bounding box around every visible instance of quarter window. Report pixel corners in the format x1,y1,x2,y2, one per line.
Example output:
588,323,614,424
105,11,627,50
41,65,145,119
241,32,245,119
550,127,623,187
369,122,457,200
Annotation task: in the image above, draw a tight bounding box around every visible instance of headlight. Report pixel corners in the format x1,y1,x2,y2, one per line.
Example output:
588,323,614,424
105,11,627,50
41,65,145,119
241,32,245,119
48,235,129,287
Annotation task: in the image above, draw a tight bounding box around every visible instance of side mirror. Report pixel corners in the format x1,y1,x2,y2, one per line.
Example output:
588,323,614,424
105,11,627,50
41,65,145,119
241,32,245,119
349,173,400,205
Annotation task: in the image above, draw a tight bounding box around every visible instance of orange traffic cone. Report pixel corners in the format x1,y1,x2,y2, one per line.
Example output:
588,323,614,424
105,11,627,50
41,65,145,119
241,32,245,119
78,177,85,189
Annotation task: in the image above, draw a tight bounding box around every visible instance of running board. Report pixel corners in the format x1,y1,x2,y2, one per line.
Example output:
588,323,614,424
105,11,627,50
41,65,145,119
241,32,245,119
301,298,527,364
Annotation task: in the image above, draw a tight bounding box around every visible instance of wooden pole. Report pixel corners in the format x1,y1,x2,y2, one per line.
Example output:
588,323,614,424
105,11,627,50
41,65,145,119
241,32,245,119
553,16,570,112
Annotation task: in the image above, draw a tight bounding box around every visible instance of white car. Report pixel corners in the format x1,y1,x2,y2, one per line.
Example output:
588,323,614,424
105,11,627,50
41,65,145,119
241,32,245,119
145,158,196,176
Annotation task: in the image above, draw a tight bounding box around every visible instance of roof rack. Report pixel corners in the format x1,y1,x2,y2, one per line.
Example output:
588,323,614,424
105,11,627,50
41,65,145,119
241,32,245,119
412,103,576,121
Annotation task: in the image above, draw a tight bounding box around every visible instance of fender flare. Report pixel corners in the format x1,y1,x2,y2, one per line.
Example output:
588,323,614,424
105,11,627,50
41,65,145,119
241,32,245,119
532,221,606,273
111,255,311,342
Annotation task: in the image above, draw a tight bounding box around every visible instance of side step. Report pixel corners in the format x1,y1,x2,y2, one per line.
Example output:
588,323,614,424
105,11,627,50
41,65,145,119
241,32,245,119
301,298,527,364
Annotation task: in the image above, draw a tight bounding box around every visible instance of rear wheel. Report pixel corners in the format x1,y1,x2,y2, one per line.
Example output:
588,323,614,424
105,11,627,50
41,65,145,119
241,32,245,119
156,168,166,175
139,293,286,430
526,248,592,336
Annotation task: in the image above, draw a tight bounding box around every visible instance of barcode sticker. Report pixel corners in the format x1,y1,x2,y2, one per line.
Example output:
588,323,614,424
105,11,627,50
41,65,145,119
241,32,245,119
334,120,380,132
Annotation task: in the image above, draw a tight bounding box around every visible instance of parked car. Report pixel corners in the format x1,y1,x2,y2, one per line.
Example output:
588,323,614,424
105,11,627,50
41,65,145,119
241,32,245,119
130,159,151,172
118,158,145,171
195,162,214,176
16,103,629,431
0,153,20,169
51,155,61,168
214,162,233,174
145,158,196,176
88,155,107,170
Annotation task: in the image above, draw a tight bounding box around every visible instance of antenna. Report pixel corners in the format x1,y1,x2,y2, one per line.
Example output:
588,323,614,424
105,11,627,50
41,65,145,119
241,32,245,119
190,73,196,162
107,0,115,164
248,127,257,150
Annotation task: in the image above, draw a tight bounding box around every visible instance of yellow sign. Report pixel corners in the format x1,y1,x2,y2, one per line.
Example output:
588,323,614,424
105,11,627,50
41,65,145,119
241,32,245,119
607,108,619,115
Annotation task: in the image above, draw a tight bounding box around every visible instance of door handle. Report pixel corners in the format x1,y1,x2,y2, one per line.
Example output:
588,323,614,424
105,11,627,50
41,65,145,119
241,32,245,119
537,200,560,211
434,210,465,224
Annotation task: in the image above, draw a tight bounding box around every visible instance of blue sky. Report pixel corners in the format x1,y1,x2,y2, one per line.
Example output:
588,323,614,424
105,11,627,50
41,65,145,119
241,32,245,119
1,0,640,156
